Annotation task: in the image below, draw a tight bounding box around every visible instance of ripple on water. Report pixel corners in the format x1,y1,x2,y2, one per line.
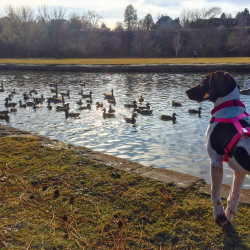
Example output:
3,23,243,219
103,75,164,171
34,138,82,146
1,71,250,189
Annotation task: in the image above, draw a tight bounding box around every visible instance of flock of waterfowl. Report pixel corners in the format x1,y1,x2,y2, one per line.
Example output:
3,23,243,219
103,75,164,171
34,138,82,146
0,81,203,123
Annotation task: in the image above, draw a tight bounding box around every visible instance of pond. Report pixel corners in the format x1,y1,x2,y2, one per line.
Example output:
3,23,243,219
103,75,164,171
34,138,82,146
1,70,250,189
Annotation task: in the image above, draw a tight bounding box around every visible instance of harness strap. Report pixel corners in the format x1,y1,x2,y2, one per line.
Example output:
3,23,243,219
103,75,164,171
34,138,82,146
211,100,245,115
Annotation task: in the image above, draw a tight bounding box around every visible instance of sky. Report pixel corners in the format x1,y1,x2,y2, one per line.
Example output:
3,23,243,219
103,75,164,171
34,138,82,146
1,0,249,29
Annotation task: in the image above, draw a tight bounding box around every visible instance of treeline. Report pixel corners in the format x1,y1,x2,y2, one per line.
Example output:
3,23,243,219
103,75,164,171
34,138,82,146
0,5,250,58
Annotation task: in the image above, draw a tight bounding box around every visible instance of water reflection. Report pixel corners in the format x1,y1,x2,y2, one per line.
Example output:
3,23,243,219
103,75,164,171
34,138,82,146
0,71,250,189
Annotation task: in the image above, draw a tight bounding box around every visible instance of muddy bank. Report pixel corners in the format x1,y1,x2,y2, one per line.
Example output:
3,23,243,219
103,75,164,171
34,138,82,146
1,63,250,73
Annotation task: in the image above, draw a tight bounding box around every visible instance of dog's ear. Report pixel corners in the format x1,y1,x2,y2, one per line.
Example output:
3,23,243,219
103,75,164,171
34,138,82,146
203,73,217,102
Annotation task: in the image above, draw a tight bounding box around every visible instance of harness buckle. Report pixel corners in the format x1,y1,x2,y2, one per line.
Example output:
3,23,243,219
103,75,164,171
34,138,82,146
241,128,250,139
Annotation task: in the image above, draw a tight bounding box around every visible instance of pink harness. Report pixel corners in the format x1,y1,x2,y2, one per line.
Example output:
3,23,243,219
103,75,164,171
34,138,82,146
210,100,250,162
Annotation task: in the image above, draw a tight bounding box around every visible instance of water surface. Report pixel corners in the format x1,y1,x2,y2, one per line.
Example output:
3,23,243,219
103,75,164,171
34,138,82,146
1,71,250,189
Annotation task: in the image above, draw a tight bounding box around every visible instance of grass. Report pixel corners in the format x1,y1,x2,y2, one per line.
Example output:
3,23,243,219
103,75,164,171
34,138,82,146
0,58,250,65
1,136,250,249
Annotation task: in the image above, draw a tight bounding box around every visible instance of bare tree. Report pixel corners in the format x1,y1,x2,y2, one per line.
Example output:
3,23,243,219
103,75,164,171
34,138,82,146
37,5,69,58
173,32,183,57
82,10,102,29
85,30,105,57
69,12,83,30
227,27,250,56
132,29,161,57
0,5,37,58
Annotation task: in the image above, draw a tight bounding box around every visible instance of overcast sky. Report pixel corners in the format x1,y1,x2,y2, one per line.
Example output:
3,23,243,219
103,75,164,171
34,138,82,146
1,0,249,28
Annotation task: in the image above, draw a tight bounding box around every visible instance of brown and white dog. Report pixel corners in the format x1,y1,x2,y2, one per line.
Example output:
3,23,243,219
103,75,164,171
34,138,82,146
186,70,250,226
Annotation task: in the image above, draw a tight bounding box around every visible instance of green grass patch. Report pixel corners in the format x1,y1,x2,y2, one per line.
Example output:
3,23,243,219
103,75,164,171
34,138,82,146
0,136,250,249
1,57,250,65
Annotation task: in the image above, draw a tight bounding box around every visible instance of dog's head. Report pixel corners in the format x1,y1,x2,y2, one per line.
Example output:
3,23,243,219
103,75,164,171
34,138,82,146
186,71,238,103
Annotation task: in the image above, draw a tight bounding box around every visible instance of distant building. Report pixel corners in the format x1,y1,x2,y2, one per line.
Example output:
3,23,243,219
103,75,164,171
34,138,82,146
155,16,180,29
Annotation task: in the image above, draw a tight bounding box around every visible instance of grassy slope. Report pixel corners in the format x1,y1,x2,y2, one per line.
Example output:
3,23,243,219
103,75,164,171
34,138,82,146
0,136,250,249
0,58,250,65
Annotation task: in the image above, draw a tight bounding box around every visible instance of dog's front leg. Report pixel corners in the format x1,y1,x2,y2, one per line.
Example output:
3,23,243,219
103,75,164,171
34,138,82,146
211,162,228,226
225,171,246,222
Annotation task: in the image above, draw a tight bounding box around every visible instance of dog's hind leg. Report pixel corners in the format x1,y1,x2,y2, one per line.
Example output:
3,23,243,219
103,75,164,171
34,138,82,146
225,171,246,222
211,161,228,226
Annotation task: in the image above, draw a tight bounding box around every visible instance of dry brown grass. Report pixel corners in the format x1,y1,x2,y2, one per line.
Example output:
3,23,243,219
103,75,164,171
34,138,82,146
0,57,250,65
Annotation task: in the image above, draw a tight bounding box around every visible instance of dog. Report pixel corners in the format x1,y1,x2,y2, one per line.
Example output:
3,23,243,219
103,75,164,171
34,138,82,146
186,70,250,226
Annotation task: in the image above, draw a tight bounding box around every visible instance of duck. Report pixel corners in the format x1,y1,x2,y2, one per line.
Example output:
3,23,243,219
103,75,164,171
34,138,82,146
124,113,136,123
77,99,83,105
138,109,153,115
10,103,17,112
79,104,91,110
240,89,250,95
86,97,93,104
23,93,30,101
138,103,150,110
188,107,202,115
5,99,16,108
48,82,56,87
30,88,38,95
139,95,144,102
108,98,116,105
0,82,4,92
104,89,115,100
96,102,103,108
56,103,70,111
108,105,116,113
161,113,177,121
78,89,84,95
80,82,86,87
33,103,39,110
103,108,115,118
47,101,52,110
0,111,9,120
60,90,70,98
124,101,137,108
19,100,27,108
65,109,80,118
82,91,92,99
172,100,182,107
26,100,36,107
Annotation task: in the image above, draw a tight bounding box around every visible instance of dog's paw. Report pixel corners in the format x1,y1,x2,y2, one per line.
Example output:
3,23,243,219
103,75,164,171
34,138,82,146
225,208,236,222
215,214,228,226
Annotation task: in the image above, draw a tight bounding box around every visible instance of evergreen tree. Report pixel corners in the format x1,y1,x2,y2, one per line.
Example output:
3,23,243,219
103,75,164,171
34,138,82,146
124,5,138,31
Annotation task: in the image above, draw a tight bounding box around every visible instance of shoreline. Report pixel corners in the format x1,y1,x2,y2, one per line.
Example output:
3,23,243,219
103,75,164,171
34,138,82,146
1,123,250,205
1,63,250,73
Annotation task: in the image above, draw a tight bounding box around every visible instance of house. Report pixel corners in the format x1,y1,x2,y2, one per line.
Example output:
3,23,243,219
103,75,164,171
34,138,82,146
155,16,180,29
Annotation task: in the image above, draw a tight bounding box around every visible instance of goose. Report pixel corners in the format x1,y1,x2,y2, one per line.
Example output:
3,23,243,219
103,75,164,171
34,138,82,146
56,103,70,111
0,110,9,115
6,94,13,101
0,111,9,120
60,90,70,97
104,89,115,100
11,89,16,95
80,82,86,87
10,103,17,112
77,99,83,105
139,95,144,102
5,99,16,108
138,103,150,110
188,107,202,114
240,89,250,95
96,102,103,108
36,95,45,104
30,89,38,95
124,113,136,123
138,109,153,115
0,82,4,92
51,86,58,93
48,96,62,104
108,105,116,113
172,100,182,107
79,104,91,110
82,92,92,99
19,100,27,108
161,113,177,121
47,101,52,110
52,92,59,98
124,101,137,108
103,108,115,118
33,103,39,110
65,109,80,118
